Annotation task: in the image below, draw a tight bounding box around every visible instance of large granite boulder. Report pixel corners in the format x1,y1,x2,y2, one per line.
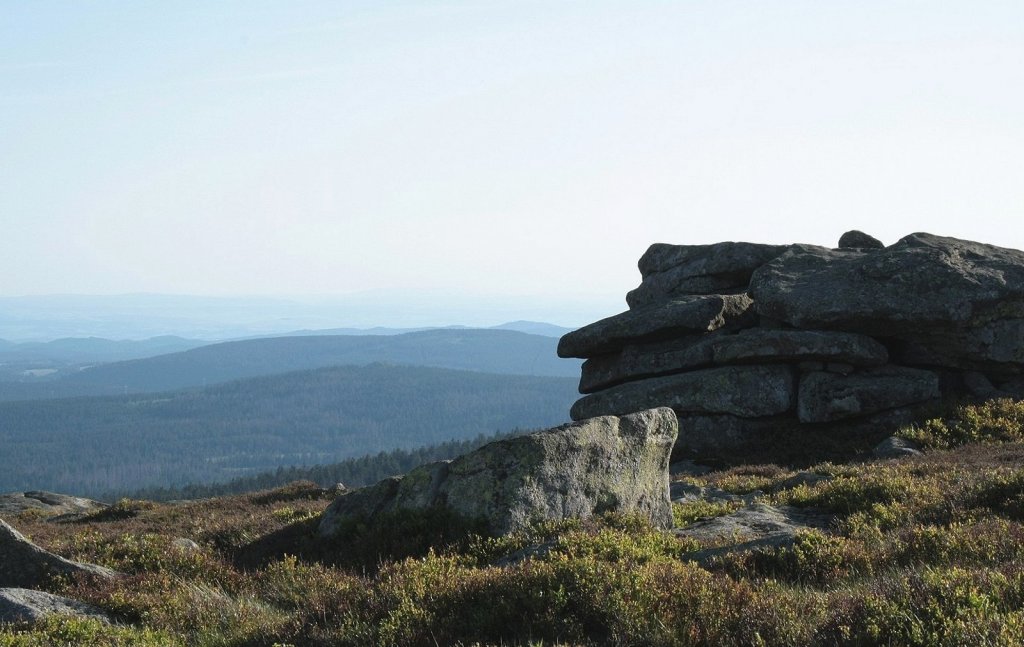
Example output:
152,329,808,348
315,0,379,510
0,588,111,624
0,519,117,588
560,231,1024,466
320,408,678,537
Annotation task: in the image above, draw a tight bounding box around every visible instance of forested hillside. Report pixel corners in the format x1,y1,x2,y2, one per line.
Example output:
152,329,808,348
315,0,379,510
119,431,523,501
0,329,579,401
0,364,577,497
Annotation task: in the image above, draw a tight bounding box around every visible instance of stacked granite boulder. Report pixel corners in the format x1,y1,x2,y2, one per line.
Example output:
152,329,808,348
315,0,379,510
558,231,1024,465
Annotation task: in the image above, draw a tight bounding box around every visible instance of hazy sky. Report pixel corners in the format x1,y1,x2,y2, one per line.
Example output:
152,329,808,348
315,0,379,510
3,1,1024,315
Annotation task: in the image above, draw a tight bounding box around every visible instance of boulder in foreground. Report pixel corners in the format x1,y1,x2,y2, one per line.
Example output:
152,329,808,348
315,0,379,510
319,408,678,537
0,518,117,589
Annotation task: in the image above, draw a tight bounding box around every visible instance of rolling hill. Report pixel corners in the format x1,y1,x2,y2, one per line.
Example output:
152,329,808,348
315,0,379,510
0,329,581,402
0,363,578,496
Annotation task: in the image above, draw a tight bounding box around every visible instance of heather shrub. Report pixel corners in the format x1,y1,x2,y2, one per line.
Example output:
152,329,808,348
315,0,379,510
899,398,1024,449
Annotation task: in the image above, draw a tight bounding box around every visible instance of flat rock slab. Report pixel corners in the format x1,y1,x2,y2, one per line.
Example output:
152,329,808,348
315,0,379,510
675,504,834,565
557,294,754,359
0,491,107,521
627,242,790,308
320,408,679,537
637,241,792,279
579,335,717,393
0,588,111,624
627,275,749,307
571,365,795,420
0,519,118,589
797,366,940,423
578,329,888,394
749,233,1024,334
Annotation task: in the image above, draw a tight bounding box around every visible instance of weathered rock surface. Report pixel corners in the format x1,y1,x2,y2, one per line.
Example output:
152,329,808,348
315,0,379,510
628,242,790,308
711,329,889,367
0,491,106,521
838,230,885,250
873,436,923,459
749,233,1024,334
0,588,111,624
579,335,717,393
579,329,887,394
570,365,794,421
557,295,754,359
675,504,834,564
797,367,940,423
895,320,1024,374
564,231,1024,466
0,518,117,588
319,408,678,537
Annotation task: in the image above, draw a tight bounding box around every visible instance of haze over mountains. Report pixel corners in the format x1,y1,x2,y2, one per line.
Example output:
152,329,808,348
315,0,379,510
0,328,579,401
0,293,595,341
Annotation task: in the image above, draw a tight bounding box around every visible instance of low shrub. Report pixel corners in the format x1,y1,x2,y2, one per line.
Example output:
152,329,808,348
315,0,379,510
899,398,1024,449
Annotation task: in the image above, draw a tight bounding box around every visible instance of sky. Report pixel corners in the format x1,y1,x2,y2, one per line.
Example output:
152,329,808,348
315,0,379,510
3,1,1024,325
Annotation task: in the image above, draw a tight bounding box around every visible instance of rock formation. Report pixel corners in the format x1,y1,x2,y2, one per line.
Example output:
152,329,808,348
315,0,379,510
0,519,117,589
559,232,1024,464
319,407,678,537
675,504,834,565
0,588,111,624
0,491,107,522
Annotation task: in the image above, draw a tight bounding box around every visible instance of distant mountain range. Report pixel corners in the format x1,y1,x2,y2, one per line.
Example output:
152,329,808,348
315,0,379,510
263,320,572,339
0,318,583,497
0,328,581,401
0,364,578,496
0,292,603,340
0,335,206,364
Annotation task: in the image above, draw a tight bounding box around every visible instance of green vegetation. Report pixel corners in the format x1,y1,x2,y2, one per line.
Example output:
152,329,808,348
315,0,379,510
5,399,1024,645
898,397,1024,448
0,364,576,496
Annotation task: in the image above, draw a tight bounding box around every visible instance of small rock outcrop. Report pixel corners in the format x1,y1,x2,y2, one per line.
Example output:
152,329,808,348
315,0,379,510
560,232,1024,464
319,408,678,537
0,519,117,588
676,504,834,564
873,436,923,459
0,588,111,624
0,491,107,521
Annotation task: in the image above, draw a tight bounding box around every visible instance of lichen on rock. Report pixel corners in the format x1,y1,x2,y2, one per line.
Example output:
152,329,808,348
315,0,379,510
319,407,678,538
